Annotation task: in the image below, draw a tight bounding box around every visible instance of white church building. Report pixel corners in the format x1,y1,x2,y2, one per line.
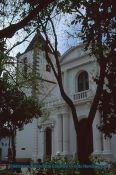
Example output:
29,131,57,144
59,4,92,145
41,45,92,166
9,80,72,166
15,34,116,162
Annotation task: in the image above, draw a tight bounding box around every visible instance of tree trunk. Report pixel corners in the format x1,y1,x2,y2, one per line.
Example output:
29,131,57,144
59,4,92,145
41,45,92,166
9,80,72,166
12,130,16,162
77,119,96,175
8,137,13,162
45,42,99,175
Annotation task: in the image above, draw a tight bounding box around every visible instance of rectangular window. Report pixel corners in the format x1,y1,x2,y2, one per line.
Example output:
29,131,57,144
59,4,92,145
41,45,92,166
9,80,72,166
46,64,51,72
23,57,28,77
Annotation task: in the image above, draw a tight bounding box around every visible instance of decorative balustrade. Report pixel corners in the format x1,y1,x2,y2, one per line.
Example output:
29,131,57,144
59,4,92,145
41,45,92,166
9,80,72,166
72,89,93,101
44,89,93,108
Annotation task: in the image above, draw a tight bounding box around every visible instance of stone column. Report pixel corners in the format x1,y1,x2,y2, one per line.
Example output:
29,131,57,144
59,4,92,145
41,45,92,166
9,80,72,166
92,112,102,154
57,114,63,154
41,128,46,160
64,70,68,93
103,135,111,154
32,119,38,163
51,127,54,156
63,113,69,155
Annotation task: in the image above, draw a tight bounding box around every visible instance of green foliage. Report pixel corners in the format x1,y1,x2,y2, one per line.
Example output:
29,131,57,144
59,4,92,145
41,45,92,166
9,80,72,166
0,38,7,52
40,156,80,175
0,0,30,27
0,78,42,131
111,162,116,175
57,0,116,137
17,63,33,88
0,30,43,136
89,155,113,175
0,127,12,138
0,25,44,162
28,155,115,175
0,39,8,76
0,38,42,133
81,1,115,50
57,0,80,14
57,0,115,58
98,51,116,137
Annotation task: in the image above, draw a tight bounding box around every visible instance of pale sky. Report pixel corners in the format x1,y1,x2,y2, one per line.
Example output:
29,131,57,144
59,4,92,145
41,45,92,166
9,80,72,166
7,14,81,57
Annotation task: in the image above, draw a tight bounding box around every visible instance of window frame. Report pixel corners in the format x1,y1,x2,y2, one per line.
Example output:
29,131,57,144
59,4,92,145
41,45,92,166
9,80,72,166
75,71,89,92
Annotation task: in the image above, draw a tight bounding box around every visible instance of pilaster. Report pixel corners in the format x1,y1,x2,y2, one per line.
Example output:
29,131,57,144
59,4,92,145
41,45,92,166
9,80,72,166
103,135,111,155
57,114,63,154
92,112,102,154
64,70,68,93
63,113,69,155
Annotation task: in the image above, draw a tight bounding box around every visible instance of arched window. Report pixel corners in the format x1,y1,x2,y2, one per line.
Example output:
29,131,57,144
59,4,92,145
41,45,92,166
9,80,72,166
78,71,89,92
45,127,52,157
23,57,28,77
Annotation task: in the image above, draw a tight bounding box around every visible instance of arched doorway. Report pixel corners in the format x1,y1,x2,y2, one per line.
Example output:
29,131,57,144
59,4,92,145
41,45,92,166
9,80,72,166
78,71,89,92
78,118,93,161
45,127,52,157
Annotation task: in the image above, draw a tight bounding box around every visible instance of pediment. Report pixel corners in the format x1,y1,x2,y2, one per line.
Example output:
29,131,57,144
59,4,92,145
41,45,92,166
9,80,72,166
60,44,87,65
43,85,60,102
38,119,55,130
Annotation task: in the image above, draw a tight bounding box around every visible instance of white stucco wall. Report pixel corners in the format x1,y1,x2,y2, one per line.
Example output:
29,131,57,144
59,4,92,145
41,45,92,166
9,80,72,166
111,134,116,160
16,43,116,162
0,137,9,161
16,46,56,160
16,120,36,159
41,44,116,160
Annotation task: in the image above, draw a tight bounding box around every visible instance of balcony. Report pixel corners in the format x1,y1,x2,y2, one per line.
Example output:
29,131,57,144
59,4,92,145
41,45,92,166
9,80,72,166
44,89,94,108
71,89,93,101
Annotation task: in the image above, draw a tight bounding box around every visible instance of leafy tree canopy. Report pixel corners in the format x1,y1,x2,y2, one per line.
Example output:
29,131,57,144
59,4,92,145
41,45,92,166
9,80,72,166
0,38,42,137
0,0,116,138
98,51,116,137
57,0,116,137
0,78,42,133
0,0,55,38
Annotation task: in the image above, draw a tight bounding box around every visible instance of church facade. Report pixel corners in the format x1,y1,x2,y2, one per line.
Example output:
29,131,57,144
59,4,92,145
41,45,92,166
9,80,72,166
16,35,116,162
16,34,56,162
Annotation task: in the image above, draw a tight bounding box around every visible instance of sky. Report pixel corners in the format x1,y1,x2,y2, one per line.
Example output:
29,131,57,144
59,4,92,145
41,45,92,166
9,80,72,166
0,1,84,58
6,14,81,57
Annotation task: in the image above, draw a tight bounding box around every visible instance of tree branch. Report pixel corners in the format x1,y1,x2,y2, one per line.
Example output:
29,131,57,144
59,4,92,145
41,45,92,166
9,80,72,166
6,28,37,54
40,15,79,133
0,0,55,39
88,61,106,127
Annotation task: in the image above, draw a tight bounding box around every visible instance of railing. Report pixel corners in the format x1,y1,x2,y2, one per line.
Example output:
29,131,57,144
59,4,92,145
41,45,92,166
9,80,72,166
44,90,93,108
72,89,93,101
